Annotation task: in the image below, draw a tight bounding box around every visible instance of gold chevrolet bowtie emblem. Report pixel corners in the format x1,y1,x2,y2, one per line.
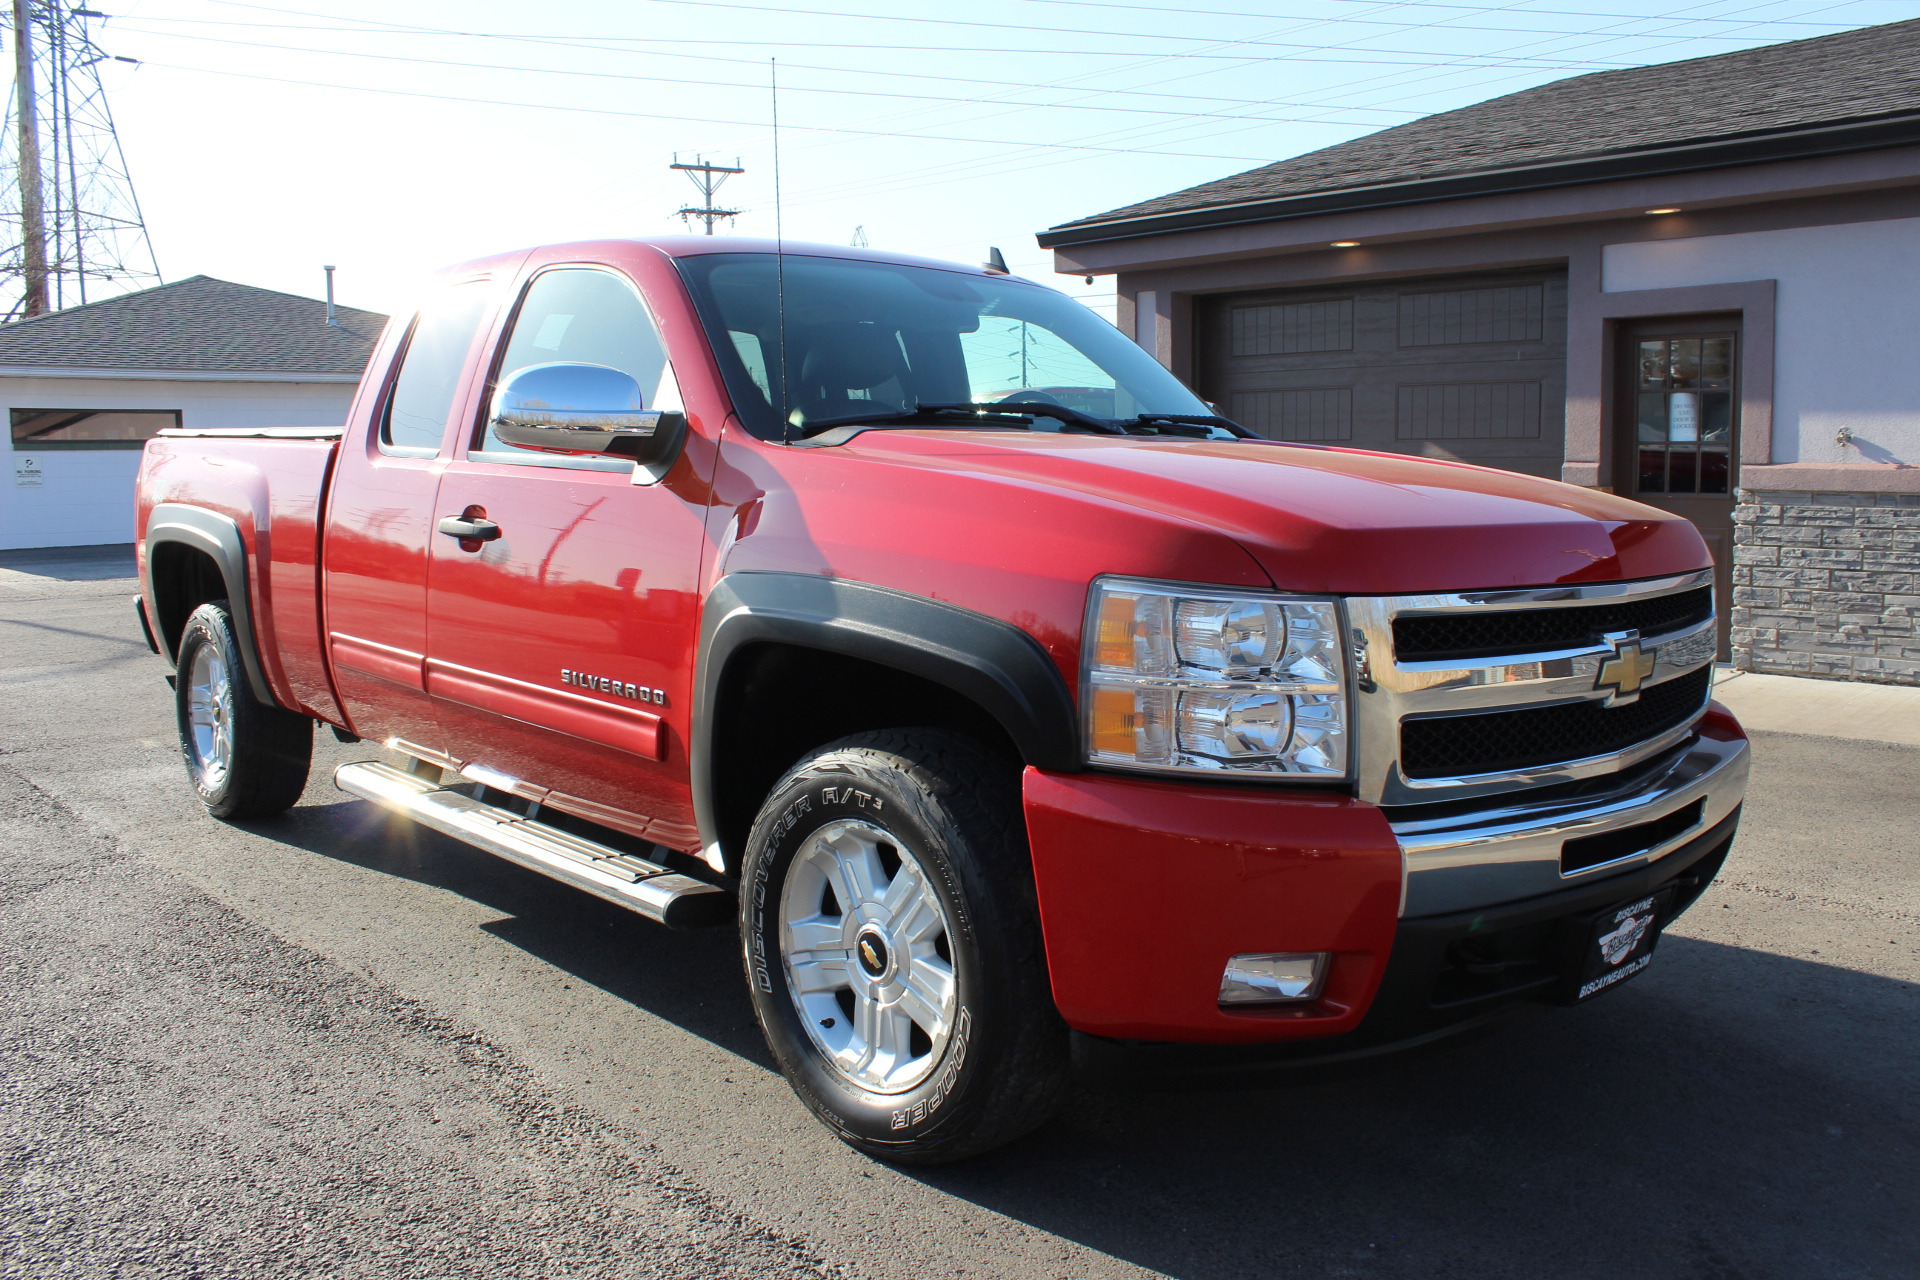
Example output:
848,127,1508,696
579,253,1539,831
859,939,882,970
1595,634,1657,705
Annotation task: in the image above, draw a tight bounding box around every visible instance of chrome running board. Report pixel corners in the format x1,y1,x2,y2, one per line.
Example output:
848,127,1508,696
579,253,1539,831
333,761,730,929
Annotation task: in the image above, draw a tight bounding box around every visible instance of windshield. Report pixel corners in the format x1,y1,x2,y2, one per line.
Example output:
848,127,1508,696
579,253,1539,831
675,252,1210,438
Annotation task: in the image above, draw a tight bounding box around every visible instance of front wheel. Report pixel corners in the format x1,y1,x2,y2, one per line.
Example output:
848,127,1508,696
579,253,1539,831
174,600,312,820
740,730,1068,1163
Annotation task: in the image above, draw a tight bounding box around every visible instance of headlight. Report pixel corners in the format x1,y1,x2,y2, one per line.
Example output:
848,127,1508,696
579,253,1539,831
1083,577,1348,779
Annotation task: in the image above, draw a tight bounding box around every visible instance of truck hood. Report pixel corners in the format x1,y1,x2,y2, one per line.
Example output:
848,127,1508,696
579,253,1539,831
843,432,1708,595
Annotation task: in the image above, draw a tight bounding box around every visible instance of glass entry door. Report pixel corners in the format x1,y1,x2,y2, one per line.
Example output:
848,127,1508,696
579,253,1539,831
1634,334,1735,497
1615,318,1740,659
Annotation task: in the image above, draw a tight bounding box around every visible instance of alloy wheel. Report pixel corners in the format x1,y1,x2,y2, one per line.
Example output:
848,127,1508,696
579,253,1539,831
779,819,958,1094
186,641,233,790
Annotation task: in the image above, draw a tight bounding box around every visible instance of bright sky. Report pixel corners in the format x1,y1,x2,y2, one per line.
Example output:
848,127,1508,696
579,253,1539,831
62,0,1920,321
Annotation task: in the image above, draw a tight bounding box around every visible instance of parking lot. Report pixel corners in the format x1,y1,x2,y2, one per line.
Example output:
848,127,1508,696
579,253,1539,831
3,547,1917,1280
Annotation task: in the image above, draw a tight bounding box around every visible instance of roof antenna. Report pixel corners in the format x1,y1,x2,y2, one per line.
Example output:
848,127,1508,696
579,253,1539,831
323,265,337,326
983,247,1009,275
772,58,790,446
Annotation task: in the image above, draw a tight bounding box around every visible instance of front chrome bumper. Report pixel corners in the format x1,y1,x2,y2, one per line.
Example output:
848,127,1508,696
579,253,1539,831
1390,726,1749,917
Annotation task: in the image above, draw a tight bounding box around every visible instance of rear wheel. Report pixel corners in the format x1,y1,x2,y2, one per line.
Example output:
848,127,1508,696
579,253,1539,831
174,601,312,820
740,729,1068,1163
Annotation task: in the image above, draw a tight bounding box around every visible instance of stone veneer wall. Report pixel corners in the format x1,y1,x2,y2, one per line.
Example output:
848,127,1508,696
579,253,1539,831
1731,489,1920,685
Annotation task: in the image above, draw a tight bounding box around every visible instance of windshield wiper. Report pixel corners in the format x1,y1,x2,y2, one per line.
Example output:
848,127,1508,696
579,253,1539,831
916,401,1129,435
792,402,1251,443
795,401,1127,438
1115,413,1254,439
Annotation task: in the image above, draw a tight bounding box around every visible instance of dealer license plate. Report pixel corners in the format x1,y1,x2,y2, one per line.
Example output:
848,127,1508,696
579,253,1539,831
1574,887,1675,1002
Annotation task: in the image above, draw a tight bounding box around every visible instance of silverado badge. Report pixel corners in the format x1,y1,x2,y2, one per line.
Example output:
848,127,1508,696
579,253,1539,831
1594,632,1657,707
562,668,667,707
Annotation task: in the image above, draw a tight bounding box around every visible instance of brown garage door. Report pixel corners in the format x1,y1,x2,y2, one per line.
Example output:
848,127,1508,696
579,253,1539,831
1196,269,1568,479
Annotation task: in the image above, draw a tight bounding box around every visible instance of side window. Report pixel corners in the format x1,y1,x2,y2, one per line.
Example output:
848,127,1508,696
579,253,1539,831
477,268,682,465
382,280,491,454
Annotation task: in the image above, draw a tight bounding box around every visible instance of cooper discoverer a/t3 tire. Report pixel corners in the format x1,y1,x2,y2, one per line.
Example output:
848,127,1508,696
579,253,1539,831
173,600,313,820
740,729,1068,1163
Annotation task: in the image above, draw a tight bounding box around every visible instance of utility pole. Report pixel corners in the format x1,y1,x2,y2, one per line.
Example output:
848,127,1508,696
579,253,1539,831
14,0,50,318
1,3,160,320
671,154,743,235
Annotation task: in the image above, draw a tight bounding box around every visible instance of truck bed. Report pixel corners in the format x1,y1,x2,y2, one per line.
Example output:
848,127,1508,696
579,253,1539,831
136,428,345,724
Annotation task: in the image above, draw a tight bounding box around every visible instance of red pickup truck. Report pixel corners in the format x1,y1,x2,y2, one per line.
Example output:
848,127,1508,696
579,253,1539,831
135,237,1749,1162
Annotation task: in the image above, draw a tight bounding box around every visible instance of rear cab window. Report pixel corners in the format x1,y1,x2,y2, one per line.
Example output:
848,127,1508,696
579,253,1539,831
380,280,492,456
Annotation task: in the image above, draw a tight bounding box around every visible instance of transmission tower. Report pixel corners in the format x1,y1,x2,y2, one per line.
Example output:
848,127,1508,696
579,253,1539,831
1,1,160,320
670,154,742,235
849,225,867,248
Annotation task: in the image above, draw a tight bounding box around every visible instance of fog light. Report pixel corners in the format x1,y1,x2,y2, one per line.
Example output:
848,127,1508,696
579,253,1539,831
1219,952,1327,1006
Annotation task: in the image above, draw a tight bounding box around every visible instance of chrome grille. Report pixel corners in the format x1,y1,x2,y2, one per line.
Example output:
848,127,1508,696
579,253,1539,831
1400,666,1712,779
1347,570,1718,808
1392,586,1713,663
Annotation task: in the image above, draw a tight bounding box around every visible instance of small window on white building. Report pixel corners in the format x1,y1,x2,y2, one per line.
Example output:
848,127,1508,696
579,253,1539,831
10,408,182,449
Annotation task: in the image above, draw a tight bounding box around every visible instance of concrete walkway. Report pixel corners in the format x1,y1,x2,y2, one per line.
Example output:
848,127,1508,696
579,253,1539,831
0,544,138,605
1714,668,1920,747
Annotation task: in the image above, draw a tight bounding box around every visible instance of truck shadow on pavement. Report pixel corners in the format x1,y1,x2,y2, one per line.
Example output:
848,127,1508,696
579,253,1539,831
259,790,778,1068
268,786,1918,1280
916,935,1920,1280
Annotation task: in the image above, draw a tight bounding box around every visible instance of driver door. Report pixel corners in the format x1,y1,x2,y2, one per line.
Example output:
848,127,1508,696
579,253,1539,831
423,264,710,850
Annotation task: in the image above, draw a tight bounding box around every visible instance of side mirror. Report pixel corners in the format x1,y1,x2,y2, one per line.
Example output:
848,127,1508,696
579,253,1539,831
488,361,687,482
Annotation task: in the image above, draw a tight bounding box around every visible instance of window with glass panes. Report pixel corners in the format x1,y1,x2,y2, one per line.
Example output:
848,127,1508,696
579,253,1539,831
1635,335,1734,495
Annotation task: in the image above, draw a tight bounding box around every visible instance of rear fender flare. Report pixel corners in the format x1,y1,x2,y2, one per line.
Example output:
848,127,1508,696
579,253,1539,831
692,572,1079,871
144,502,276,707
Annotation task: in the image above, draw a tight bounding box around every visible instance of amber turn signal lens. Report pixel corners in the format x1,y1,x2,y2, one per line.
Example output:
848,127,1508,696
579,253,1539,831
1088,684,1142,756
1094,592,1138,669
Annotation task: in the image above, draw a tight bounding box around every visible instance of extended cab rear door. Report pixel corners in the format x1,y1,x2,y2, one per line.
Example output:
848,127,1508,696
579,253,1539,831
422,260,712,852
322,273,505,757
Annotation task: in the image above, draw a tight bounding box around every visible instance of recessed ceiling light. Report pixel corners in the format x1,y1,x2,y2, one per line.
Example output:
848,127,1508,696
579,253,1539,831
1331,240,1360,247
1644,207,1682,215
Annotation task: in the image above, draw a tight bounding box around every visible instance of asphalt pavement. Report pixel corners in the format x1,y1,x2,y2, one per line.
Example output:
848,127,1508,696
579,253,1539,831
2,547,1916,1280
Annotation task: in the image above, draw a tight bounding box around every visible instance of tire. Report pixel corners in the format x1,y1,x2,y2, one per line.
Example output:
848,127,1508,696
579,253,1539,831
173,600,313,820
740,729,1069,1164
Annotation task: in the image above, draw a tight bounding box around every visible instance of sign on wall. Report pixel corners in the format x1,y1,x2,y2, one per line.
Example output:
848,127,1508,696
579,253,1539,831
12,455,42,488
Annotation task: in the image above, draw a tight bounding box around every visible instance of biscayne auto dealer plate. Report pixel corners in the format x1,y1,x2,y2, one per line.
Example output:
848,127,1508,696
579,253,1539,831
1575,887,1676,1001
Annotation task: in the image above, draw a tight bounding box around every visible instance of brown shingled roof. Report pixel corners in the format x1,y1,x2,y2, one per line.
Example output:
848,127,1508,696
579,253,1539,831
1044,17,1920,245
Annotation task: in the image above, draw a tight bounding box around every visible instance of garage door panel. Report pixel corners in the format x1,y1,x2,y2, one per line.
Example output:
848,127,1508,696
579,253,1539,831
1201,270,1568,480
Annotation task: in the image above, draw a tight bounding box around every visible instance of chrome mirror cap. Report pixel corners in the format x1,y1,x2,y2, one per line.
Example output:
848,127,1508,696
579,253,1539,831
489,361,678,457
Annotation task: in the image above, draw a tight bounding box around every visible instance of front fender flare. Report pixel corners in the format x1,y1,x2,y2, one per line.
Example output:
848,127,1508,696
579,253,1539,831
692,572,1079,870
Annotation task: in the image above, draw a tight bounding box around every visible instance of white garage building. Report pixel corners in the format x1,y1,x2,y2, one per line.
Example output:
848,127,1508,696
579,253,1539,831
0,276,384,550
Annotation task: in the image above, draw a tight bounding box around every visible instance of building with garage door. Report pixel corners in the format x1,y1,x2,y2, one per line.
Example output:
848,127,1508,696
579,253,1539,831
1041,17,1920,686
0,276,385,550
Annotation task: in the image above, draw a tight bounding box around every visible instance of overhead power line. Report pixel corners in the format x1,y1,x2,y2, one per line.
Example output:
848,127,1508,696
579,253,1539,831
513,0,1670,63
108,26,1459,126
132,59,1284,161
1013,0,1856,30
114,15,1431,118
758,0,1860,209
114,0,1662,69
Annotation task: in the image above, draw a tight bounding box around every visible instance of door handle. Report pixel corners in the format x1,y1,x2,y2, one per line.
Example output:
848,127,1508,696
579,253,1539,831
437,515,501,542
